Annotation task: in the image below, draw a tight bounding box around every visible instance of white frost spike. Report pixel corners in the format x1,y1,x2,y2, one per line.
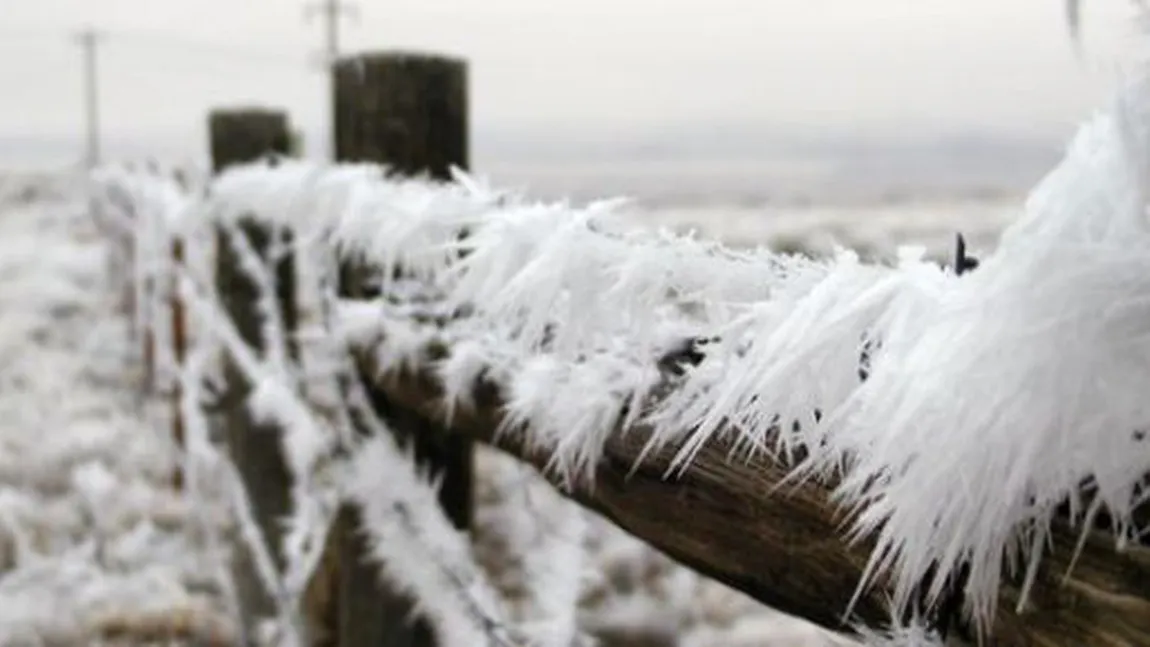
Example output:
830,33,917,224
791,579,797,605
826,65,1150,633
501,353,648,485
852,616,945,647
437,338,494,424
335,299,386,350
372,316,436,377
246,377,332,479
519,501,586,647
484,465,588,647
344,435,517,647
501,355,566,447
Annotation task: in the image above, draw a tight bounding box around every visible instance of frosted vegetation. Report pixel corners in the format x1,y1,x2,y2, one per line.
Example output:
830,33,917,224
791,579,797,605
1,176,849,646
4,56,1150,647
0,175,234,644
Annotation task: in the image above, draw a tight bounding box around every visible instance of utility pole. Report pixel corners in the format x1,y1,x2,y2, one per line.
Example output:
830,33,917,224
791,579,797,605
304,0,358,65
73,27,104,168
304,0,358,159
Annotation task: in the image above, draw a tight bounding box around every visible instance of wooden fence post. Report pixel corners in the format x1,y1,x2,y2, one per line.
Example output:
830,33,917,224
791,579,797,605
170,236,187,491
208,108,293,173
209,108,296,644
332,52,469,178
325,52,472,647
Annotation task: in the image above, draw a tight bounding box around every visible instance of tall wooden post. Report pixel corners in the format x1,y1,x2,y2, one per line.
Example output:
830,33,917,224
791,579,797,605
208,108,292,173
209,108,296,643
332,52,468,179
328,52,472,647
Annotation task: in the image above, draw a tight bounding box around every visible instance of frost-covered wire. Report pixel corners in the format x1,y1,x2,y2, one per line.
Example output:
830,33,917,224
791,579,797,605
344,434,523,647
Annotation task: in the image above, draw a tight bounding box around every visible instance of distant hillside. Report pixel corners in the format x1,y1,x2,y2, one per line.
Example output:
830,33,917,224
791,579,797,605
475,125,1062,205
1,127,1063,206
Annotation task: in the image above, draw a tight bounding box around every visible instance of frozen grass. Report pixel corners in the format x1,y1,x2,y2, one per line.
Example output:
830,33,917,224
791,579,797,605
0,176,237,645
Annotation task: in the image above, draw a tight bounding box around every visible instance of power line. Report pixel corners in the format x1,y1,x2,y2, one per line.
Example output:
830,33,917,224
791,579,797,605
304,0,359,65
0,27,64,41
73,27,105,168
109,29,312,69
4,20,348,163
2,25,312,69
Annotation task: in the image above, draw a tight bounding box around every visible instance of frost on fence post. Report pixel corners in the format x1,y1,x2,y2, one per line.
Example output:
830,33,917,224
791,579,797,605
331,52,472,526
216,219,299,627
322,269,452,647
324,51,473,647
209,108,297,638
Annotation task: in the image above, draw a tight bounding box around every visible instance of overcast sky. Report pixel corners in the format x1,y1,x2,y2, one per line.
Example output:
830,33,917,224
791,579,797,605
0,0,1142,164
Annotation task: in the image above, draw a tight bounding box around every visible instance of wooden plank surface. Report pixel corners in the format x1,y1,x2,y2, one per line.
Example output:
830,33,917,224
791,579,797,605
360,337,1150,647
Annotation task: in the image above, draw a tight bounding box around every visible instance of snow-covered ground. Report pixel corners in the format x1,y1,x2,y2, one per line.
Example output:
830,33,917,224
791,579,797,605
0,170,1016,646
0,174,237,646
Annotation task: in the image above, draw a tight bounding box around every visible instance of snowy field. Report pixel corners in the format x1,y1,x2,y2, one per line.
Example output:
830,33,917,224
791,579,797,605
0,169,1018,646
0,173,236,645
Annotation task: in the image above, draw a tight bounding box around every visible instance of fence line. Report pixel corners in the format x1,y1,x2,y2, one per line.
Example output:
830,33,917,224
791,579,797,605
92,155,1150,646
85,52,1150,647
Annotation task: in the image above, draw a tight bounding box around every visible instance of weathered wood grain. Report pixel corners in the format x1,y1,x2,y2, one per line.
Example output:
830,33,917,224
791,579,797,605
361,340,1150,647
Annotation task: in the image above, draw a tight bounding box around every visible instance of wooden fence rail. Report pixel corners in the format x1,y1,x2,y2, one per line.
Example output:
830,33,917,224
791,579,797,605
352,328,1150,647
